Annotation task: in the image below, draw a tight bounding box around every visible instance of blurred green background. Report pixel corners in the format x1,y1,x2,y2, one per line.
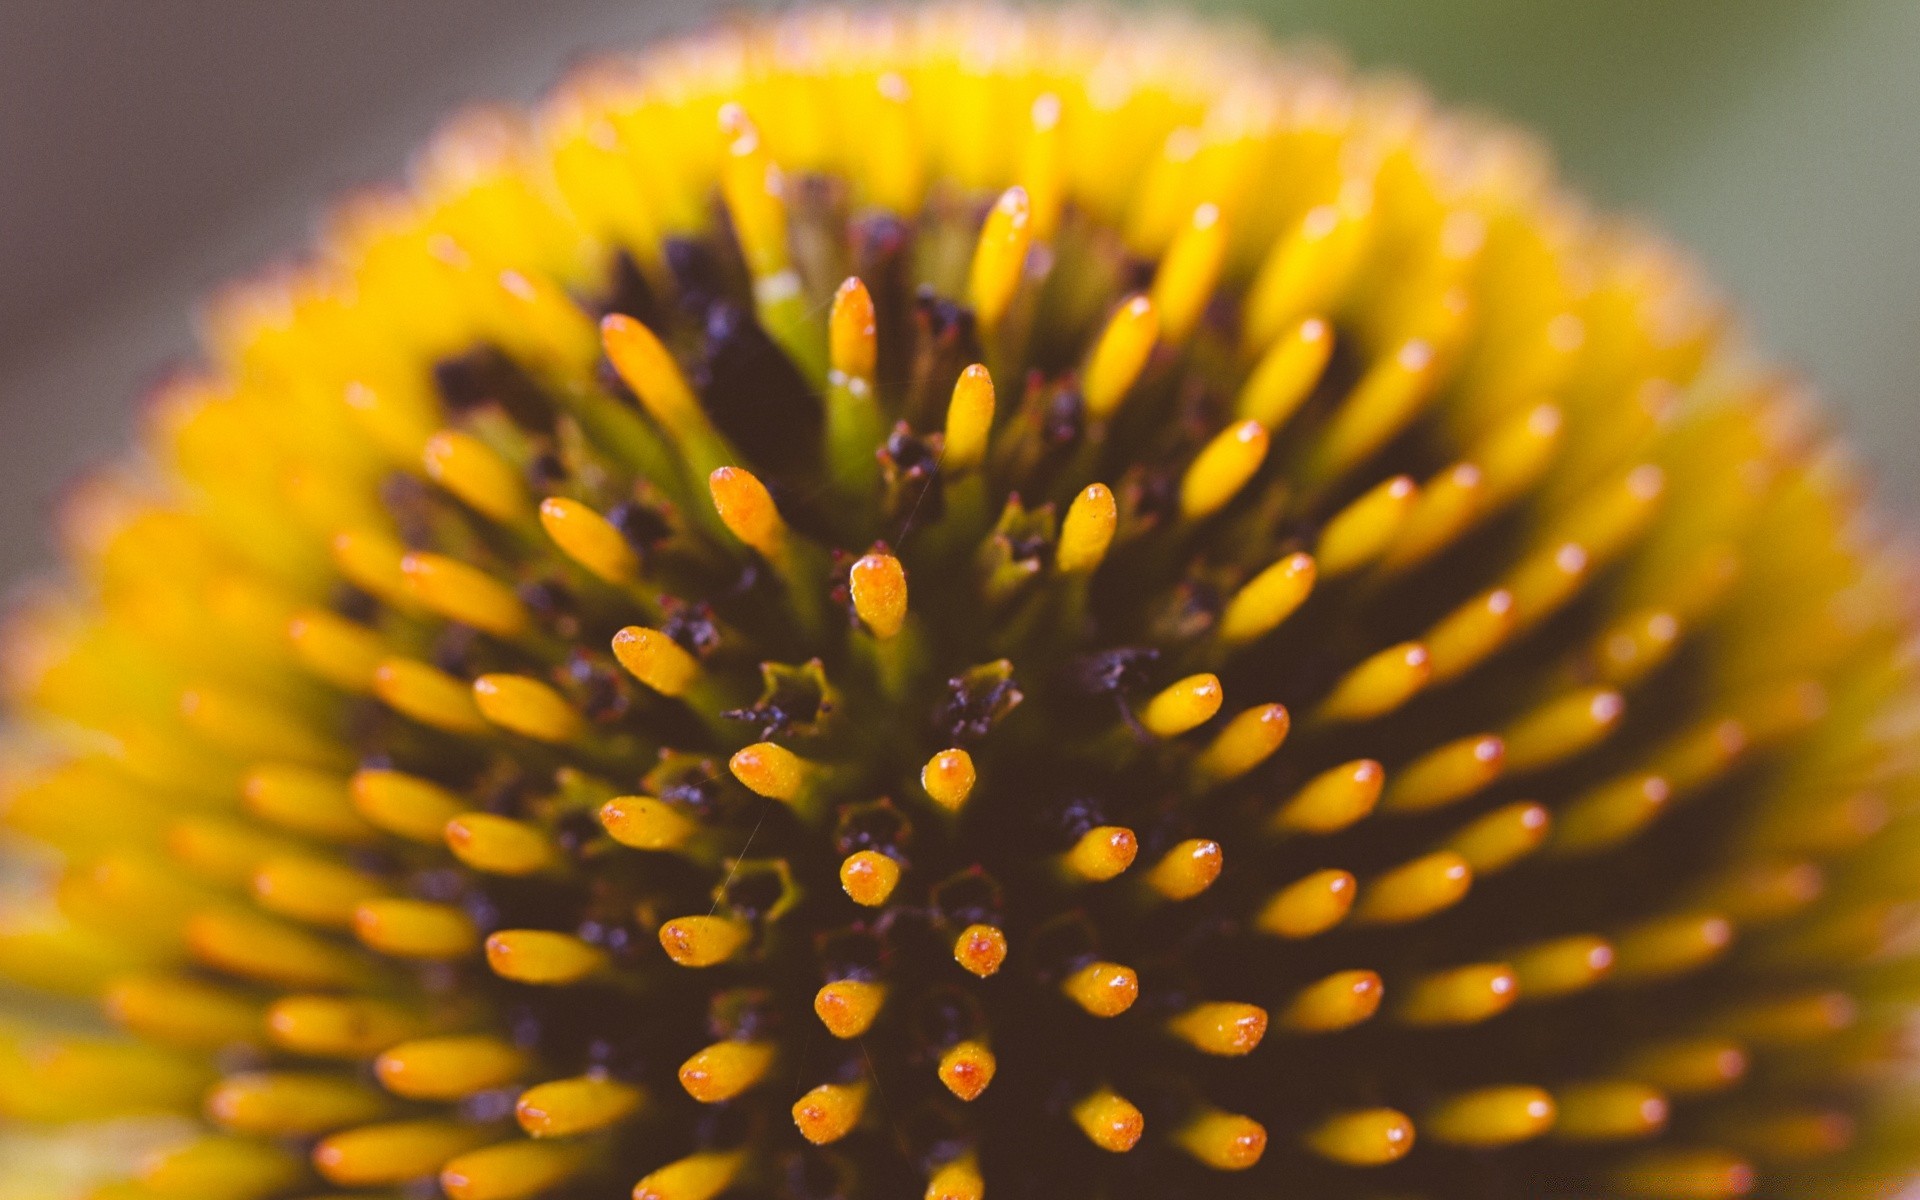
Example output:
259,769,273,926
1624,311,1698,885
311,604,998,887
0,0,1915,594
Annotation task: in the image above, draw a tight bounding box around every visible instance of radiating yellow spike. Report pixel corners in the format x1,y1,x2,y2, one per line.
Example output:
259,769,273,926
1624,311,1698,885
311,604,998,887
1237,316,1331,430
376,1035,526,1100
926,1153,985,1200
1082,295,1158,420
1591,608,1682,686
1552,773,1672,856
1475,402,1563,507
1304,1107,1415,1166
441,1140,588,1200
472,673,582,743
953,923,1008,978
969,187,1032,332
1446,802,1551,874
267,995,419,1059
446,812,556,876
1425,588,1516,682
312,1119,496,1188
1625,1038,1750,1096
1176,1108,1267,1171
137,1135,301,1200
1217,552,1315,645
1167,1002,1268,1056
1315,475,1416,577
1696,860,1823,925
1610,913,1733,982
252,855,386,928
1243,184,1372,349
829,276,877,386
1271,759,1384,835
849,553,908,639
678,1040,774,1103
657,915,750,968
601,313,703,437
1377,462,1485,574
1142,838,1223,901
1304,339,1438,486
424,431,527,523
400,553,527,638
1073,1088,1145,1153
728,742,811,802
1062,961,1139,1017
937,1040,996,1101
1426,1086,1556,1148
1554,1080,1669,1142
1280,969,1384,1033
1152,203,1227,344
515,1074,643,1138
207,1071,389,1137
1511,935,1615,1000
1138,672,1223,737
1057,483,1117,573
1062,825,1138,883
839,850,902,906
598,794,697,852
243,765,372,844
167,818,289,887
351,768,465,843
792,1080,868,1145
1504,687,1625,771
943,365,996,474
105,974,263,1049
1180,420,1269,520
814,979,887,1039
484,930,606,985
540,497,638,584
353,898,478,960
288,609,387,693
611,627,701,697
188,909,367,989
1610,1149,1754,1199
330,529,415,609
373,658,488,735
1193,703,1289,785
1316,642,1430,723
1384,735,1504,812
717,104,790,281
178,684,341,767
631,1149,747,1200
1255,868,1357,938
920,748,977,813
1397,962,1518,1026
708,466,786,559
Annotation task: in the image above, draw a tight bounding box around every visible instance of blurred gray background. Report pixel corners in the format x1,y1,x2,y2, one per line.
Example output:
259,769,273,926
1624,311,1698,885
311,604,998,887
2,0,1915,591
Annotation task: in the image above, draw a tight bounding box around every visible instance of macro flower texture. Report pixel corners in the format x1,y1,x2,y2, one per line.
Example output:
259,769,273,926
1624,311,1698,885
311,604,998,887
4,5,1920,1200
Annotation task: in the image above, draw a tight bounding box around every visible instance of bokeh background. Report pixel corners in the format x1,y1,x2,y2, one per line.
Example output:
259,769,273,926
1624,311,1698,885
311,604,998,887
2,0,1916,593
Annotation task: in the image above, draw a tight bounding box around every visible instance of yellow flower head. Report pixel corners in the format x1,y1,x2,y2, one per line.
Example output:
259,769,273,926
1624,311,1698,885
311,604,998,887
2,7,1917,1200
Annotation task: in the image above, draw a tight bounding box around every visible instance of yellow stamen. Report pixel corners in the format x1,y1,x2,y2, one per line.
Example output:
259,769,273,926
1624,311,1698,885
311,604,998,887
1304,339,1438,486
1138,672,1223,737
1396,962,1519,1026
1271,759,1384,835
1152,202,1227,344
708,465,786,558
266,995,418,1059
601,312,702,436
849,552,908,639
920,748,977,813
657,915,750,967
1624,1038,1749,1096
1503,687,1625,771
472,673,583,743
1166,1001,1268,1057
611,626,701,697
1424,588,1516,683
1072,1088,1145,1153
484,930,606,985
1552,773,1673,855
829,275,877,384
791,1080,868,1145
1255,868,1358,938
374,1034,527,1100
1142,838,1223,901
1610,1150,1754,1199
1177,1109,1268,1171
423,430,527,523
1082,295,1158,420
312,1120,496,1188
353,898,478,960
937,1040,997,1101
631,1150,747,1200
728,741,810,802
287,608,387,693
1236,316,1331,430
351,768,465,844
330,528,415,609
943,365,996,473
1383,735,1505,813
441,1140,589,1200
927,1154,985,1200
1056,483,1118,574
1062,825,1138,883
969,187,1033,332
104,974,262,1049
1426,1086,1557,1147
540,497,639,584
1315,474,1417,577
1217,552,1316,645
1511,935,1615,1000
1316,641,1431,723
1193,703,1290,785
243,765,373,844
1179,419,1269,520
445,812,556,876
1553,1080,1669,1142
838,850,902,907
252,855,386,929
401,552,528,637
515,1075,643,1139
1062,961,1139,1017
373,658,489,735
814,979,887,1038
953,923,1008,977
677,1040,774,1103
207,1071,388,1137
188,908,366,989
1304,1107,1415,1166
1445,801,1552,874
598,794,697,852
1610,912,1734,982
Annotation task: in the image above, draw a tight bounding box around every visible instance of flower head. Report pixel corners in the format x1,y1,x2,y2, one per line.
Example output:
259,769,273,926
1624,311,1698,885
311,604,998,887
3,7,1918,1200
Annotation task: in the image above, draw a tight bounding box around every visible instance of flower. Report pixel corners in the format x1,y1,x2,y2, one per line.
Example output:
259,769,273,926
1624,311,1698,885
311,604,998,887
2,6,1917,1200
